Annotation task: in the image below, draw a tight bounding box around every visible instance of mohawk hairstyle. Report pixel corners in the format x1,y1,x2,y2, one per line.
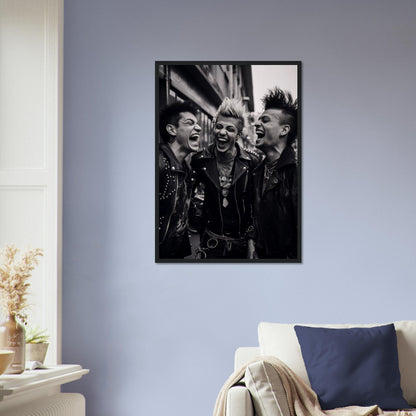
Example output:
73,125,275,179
215,97,246,132
262,87,298,144
159,100,198,143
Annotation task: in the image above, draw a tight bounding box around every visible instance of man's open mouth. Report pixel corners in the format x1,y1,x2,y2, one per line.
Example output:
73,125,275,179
189,134,200,142
255,130,265,138
216,137,228,143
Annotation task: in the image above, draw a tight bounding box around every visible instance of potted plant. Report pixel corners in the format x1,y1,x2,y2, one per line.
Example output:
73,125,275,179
25,326,50,364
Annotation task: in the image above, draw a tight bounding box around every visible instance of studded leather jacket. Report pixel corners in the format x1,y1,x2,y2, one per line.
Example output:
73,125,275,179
158,144,193,259
190,144,260,240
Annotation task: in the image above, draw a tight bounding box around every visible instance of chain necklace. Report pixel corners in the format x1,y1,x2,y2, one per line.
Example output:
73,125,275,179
216,159,234,208
263,159,279,194
264,159,279,179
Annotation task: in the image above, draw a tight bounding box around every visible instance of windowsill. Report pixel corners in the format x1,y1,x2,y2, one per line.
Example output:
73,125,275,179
0,365,89,404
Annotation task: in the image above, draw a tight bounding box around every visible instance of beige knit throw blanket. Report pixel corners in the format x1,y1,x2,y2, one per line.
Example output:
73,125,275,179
213,356,412,416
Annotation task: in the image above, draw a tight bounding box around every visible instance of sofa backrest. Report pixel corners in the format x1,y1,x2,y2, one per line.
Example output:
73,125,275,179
234,347,260,370
258,321,416,406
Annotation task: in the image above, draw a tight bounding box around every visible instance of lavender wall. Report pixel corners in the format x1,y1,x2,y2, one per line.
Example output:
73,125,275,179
62,1,416,415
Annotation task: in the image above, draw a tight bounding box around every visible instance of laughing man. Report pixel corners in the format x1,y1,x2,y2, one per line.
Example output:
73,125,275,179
158,101,201,259
191,98,260,259
253,88,298,259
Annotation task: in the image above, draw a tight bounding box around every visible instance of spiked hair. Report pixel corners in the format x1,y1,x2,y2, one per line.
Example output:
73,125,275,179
214,97,246,132
262,87,298,144
159,100,198,143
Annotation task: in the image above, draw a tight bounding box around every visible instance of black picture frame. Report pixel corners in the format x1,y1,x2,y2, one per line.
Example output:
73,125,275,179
155,61,302,263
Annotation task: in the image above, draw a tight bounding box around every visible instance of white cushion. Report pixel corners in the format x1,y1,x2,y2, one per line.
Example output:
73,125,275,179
258,321,416,406
244,360,291,416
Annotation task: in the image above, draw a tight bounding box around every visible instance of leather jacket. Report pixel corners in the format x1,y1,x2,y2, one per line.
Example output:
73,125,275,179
191,144,260,240
158,144,192,259
253,145,298,259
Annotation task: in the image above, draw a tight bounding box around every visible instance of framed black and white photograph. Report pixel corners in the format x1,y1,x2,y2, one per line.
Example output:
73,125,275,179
155,61,301,263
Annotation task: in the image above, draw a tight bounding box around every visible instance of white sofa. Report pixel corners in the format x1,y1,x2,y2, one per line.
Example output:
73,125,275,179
225,321,416,416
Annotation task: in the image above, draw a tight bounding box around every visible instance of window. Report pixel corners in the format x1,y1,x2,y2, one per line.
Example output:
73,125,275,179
0,0,63,364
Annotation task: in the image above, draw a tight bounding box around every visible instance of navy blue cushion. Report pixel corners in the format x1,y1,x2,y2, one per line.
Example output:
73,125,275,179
294,324,408,410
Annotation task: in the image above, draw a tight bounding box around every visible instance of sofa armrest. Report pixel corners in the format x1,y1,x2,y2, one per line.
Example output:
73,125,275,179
226,385,254,416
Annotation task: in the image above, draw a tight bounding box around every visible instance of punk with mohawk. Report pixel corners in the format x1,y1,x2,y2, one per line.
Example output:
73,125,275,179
252,87,299,260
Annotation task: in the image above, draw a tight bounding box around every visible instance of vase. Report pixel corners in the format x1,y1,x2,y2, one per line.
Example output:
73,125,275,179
0,315,25,374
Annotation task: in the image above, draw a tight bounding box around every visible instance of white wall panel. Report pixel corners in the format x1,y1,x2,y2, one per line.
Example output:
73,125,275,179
0,187,45,243
0,2,45,170
0,187,46,334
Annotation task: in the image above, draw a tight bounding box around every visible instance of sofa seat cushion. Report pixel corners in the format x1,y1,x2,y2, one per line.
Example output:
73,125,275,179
294,324,408,410
258,321,416,406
